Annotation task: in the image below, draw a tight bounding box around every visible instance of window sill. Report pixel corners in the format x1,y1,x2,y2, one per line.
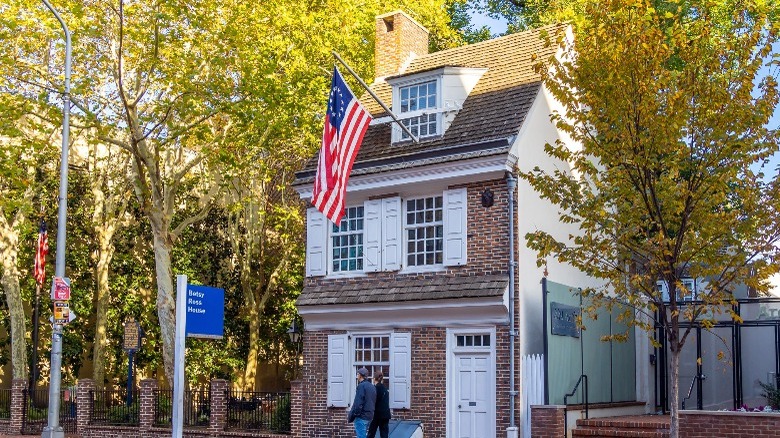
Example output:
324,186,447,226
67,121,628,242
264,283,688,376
325,271,368,280
399,265,447,275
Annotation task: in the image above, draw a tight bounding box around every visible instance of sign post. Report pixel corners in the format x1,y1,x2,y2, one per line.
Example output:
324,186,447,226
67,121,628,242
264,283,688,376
173,275,187,438
172,276,225,438
123,318,141,406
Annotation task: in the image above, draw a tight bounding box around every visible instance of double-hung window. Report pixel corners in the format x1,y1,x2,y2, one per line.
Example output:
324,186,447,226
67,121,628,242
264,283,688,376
399,81,438,140
657,278,699,302
327,332,411,409
354,335,390,389
405,196,444,266
331,206,364,273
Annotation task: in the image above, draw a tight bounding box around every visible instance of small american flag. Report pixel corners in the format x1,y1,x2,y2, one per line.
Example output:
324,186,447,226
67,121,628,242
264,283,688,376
312,66,372,224
34,220,48,286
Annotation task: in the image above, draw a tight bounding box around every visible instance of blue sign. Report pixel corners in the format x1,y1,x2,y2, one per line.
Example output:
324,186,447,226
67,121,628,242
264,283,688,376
185,284,225,339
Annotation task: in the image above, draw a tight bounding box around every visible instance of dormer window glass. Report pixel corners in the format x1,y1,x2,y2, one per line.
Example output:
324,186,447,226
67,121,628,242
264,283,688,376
399,81,438,140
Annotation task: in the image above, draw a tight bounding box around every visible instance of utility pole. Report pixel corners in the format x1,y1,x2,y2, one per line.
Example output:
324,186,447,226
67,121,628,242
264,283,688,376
40,1,71,437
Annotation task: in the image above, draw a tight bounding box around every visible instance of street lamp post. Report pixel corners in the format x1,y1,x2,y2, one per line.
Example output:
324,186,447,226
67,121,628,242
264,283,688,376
287,320,302,378
40,1,71,438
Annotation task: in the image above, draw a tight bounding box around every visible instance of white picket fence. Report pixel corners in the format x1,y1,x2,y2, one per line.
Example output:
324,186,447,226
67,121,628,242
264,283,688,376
522,354,545,438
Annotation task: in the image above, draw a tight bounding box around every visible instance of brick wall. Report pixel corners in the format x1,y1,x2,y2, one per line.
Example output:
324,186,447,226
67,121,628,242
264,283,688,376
304,178,512,289
299,177,521,435
300,324,516,436
9,379,25,434
679,411,780,437
531,405,566,438
290,380,303,436
374,11,429,79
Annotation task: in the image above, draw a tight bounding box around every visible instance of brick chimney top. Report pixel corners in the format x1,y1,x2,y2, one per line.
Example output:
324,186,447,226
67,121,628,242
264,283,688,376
374,11,429,80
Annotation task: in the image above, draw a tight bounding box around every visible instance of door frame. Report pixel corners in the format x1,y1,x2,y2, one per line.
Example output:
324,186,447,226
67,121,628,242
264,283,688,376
446,326,497,438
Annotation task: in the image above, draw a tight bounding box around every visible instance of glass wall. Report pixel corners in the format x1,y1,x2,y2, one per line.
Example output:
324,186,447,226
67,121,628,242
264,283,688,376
741,326,777,408
545,280,637,405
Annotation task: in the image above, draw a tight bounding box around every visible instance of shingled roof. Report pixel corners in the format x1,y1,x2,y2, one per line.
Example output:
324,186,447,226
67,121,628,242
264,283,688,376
294,24,562,184
297,274,508,306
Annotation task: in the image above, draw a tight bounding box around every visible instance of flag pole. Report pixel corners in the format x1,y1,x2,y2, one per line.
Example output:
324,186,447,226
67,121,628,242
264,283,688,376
332,51,419,143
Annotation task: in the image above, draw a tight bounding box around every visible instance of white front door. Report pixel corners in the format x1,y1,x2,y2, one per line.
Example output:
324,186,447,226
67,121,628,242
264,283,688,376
454,352,491,437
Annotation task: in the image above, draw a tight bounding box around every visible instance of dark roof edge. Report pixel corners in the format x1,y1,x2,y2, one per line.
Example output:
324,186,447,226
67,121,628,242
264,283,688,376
294,137,511,184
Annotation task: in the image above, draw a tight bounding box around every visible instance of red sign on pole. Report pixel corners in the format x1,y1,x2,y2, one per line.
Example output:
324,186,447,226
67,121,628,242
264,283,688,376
51,277,71,301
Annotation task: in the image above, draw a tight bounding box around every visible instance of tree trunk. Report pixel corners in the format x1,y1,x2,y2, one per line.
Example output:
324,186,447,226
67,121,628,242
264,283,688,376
0,229,28,381
92,234,115,387
152,232,176,387
243,299,260,391
669,346,680,438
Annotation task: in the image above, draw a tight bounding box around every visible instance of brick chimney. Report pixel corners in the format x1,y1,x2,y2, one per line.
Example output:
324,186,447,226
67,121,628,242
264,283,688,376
374,11,429,80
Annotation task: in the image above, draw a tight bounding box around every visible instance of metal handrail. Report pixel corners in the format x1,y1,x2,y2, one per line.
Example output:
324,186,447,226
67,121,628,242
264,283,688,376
682,373,705,410
563,374,589,438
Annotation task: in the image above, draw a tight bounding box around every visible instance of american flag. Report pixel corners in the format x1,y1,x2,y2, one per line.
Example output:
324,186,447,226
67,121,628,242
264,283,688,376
33,220,48,286
312,66,372,224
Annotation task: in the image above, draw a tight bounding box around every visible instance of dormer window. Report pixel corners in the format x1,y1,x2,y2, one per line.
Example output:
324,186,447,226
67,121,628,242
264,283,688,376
399,81,439,140
388,67,487,144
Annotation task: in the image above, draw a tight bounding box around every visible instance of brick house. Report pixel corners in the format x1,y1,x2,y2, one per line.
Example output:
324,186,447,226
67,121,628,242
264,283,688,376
292,11,597,437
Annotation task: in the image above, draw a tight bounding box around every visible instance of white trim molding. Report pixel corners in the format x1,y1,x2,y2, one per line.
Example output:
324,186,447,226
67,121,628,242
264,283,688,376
299,295,509,331
295,152,513,200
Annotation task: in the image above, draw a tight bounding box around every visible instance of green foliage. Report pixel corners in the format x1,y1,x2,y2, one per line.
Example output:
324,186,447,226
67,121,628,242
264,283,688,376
270,395,291,432
0,0,476,388
522,0,779,434
760,381,780,409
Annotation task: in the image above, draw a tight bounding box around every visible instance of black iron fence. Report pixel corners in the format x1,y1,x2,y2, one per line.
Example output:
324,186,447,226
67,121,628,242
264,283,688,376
90,388,139,425
153,388,210,428
226,390,291,433
0,389,10,419
22,388,77,434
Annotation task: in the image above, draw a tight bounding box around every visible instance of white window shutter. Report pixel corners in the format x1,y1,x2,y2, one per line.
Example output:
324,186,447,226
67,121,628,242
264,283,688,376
306,208,327,277
443,188,468,266
364,200,382,272
327,334,349,407
389,332,411,409
382,197,402,271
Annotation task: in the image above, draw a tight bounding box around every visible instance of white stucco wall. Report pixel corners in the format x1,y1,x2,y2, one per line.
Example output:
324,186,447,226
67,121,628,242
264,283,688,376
512,83,655,410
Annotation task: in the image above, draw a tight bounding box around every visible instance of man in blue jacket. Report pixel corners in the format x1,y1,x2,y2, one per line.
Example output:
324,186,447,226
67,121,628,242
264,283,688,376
348,367,376,438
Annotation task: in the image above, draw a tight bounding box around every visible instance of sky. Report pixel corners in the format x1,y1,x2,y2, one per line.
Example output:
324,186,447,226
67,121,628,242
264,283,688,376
469,11,780,177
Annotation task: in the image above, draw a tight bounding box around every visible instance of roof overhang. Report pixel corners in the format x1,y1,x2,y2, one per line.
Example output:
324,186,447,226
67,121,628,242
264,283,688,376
294,138,516,199
298,295,509,331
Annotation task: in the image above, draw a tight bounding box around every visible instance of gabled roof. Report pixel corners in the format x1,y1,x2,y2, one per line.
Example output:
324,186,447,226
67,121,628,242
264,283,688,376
294,24,562,184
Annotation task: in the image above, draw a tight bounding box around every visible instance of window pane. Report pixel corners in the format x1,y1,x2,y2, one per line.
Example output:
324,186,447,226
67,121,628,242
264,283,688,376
331,206,365,272
404,196,445,266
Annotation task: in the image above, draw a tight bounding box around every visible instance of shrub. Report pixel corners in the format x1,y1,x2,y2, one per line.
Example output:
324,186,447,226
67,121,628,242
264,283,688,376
760,381,780,410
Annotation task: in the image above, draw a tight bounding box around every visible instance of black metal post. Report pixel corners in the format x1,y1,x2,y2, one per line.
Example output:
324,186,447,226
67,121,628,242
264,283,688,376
733,323,741,410
126,350,134,406
30,283,41,393
658,310,667,414
696,327,703,410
